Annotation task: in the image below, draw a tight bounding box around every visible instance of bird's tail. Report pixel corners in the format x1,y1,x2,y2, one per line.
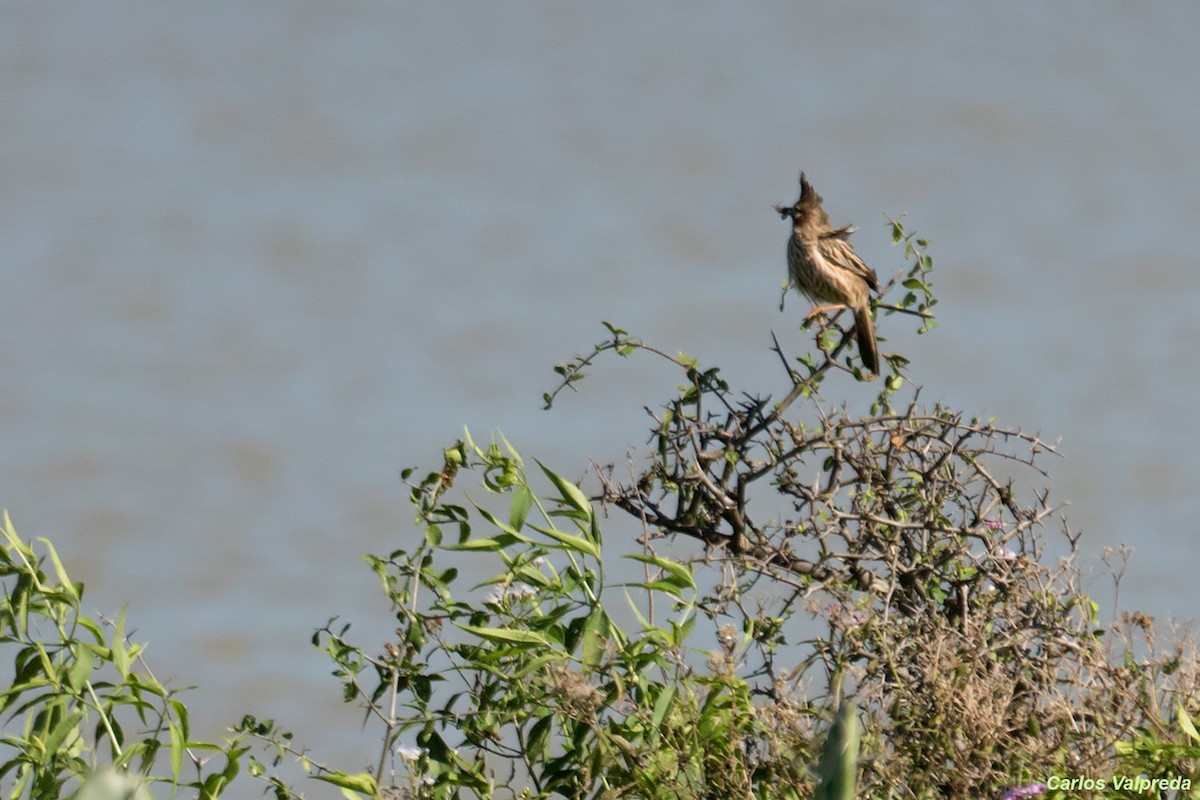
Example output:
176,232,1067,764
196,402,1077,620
853,306,880,377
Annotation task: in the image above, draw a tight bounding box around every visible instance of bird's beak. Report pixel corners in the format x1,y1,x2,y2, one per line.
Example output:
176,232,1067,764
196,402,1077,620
774,204,792,219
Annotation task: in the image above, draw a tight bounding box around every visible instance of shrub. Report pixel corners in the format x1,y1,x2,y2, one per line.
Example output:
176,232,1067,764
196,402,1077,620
0,513,246,799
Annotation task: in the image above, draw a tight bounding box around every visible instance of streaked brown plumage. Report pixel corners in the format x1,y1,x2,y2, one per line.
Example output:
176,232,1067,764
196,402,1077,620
775,172,880,376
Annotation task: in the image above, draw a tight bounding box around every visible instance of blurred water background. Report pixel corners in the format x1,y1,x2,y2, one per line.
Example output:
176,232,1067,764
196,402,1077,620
3,4,1199,795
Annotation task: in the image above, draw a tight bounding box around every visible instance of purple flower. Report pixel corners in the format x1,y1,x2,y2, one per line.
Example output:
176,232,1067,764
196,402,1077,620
1000,783,1047,800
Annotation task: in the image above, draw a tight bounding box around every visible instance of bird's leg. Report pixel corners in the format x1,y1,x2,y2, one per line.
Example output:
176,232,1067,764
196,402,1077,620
804,303,849,322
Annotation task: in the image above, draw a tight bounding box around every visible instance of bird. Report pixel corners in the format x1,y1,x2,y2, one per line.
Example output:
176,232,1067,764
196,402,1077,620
775,172,880,376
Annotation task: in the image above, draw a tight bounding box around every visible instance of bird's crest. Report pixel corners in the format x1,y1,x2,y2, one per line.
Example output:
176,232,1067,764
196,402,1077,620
798,172,823,206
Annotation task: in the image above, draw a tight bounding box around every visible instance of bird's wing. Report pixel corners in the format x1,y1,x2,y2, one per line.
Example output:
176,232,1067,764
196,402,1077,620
821,236,879,292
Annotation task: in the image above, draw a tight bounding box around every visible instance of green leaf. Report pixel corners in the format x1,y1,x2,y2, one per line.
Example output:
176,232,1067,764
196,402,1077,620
313,771,379,796
472,503,534,543
43,707,84,757
623,588,654,631
529,523,600,559
1178,702,1200,743
171,698,190,740
580,607,609,670
457,624,553,648
625,553,695,592
77,616,106,645
588,511,604,551
441,537,508,552
527,714,553,760
169,721,185,782
38,537,79,604
814,701,861,800
670,613,697,648
512,652,564,680
630,580,687,599
66,645,94,693
509,485,534,531
111,608,131,678
536,461,593,516
650,684,676,737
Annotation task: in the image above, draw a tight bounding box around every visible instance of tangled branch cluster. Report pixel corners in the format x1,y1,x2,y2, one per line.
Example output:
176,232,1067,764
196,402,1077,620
603,367,1062,619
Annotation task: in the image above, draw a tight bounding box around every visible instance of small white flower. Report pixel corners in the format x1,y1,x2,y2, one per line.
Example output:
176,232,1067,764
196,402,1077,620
485,582,540,608
508,583,537,600
396,745,426,761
